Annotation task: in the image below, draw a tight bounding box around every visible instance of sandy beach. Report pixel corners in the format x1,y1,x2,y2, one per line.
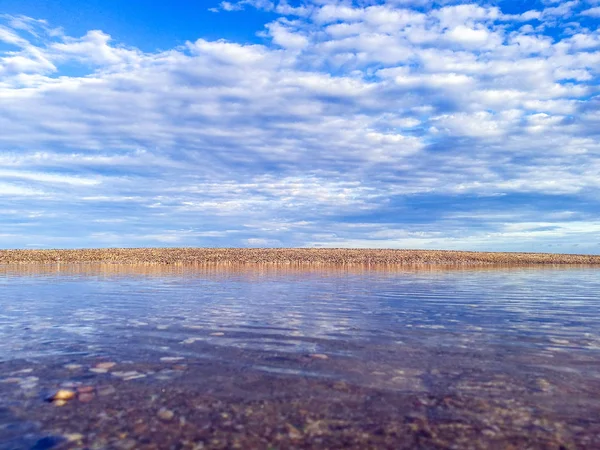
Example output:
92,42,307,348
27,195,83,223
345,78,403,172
1,248,599,266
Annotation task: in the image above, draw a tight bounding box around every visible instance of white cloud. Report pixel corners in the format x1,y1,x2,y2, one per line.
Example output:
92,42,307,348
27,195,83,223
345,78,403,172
581,6,600,16
266,21,309,49
444,25,493,47
211,0,275,12
1,4,599,250
0,169,100,186
0,182,47,197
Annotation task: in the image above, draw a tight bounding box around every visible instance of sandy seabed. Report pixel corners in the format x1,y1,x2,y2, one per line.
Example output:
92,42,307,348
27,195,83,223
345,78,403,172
1,248,599,266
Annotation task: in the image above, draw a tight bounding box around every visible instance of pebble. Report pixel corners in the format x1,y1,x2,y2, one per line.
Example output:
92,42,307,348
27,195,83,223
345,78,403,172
79,392,95,403
54,399,68,407
51,389,76,401
112,371,147,381
77,385,95,394
160,357,185,362
112,371,139,378
97,385,117,396
309,353,329,360
210,332,225,336
65,433,84,442
536,378,552,392
157,408,175,421
286,423,303,440
64,364,82,370
333,381,349,391
89,368,108,374
124,374,146,381
95,362,117,370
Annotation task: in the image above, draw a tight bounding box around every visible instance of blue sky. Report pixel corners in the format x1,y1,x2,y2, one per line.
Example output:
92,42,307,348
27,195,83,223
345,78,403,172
0,0,599,252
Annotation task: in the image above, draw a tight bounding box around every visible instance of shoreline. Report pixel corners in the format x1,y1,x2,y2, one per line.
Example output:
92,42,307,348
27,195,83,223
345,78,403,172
1,248,600,266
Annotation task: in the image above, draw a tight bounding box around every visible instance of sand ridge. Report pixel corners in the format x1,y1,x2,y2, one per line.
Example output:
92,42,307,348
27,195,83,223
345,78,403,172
1,248,599,265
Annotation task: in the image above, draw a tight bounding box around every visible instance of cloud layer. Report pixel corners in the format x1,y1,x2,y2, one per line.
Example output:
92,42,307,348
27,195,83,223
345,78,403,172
1,1,599,251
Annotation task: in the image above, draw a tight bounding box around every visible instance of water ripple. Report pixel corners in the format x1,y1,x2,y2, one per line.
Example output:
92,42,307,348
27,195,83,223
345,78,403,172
0,265,599,370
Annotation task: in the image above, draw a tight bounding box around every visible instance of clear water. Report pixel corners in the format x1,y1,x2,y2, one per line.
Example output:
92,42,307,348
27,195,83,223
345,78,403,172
1,264,600,449
1,265,599,365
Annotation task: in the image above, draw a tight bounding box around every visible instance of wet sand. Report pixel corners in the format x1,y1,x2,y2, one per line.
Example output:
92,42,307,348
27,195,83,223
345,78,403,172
1,248,600,266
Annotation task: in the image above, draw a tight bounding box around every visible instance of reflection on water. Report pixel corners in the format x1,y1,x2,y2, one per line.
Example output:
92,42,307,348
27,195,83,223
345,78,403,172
1,264,599,366
1,264,600,448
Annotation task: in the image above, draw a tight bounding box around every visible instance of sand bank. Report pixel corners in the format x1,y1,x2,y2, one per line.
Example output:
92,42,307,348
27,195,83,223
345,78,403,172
1,248,599,265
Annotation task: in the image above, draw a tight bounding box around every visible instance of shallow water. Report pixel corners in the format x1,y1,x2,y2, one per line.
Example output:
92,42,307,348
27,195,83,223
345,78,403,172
1,264,600,449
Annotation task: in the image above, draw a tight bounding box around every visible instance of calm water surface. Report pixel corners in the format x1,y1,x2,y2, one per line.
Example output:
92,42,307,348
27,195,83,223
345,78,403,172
1,264,600,449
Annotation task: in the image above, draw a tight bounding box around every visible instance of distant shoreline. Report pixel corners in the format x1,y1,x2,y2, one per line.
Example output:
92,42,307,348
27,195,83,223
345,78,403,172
1,248,599,266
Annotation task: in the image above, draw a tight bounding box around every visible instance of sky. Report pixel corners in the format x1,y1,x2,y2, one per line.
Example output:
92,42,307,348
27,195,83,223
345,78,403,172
0,0,599,252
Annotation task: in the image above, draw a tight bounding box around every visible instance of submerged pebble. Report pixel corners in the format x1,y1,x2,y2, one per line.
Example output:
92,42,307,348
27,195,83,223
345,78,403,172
157,408,175,421
210,332,225,337
95,362,116,370
77,386,94,394
124,374,146,381
50,389,76,401
536,378,552,392
78,392,95,403
181,338,202,344
286,423,303,440
97,385,116,396
112,371,137,378
64,433,84,443
310,354,329,360
112,371,146,381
